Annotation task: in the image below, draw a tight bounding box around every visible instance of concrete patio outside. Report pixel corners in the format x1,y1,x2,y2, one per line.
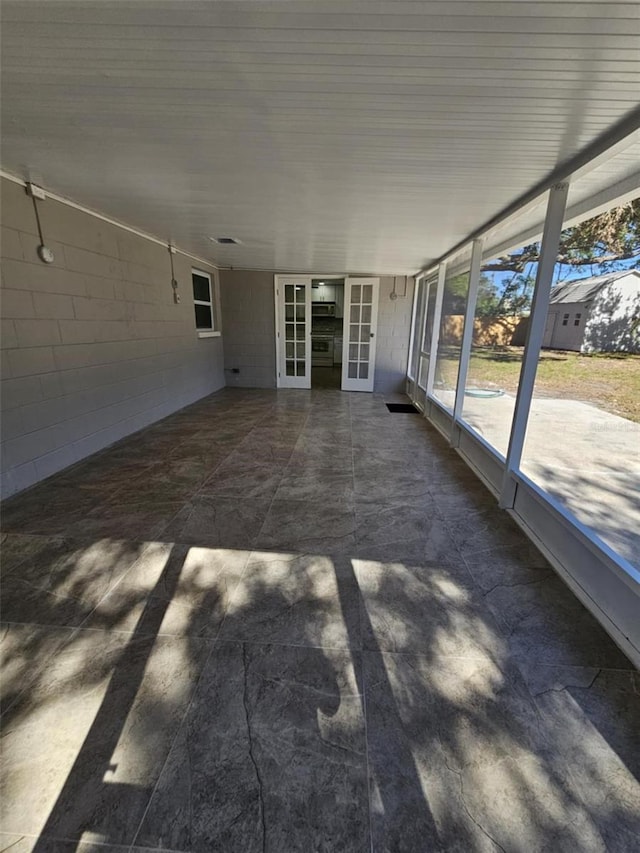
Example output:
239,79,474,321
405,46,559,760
436,389,640,568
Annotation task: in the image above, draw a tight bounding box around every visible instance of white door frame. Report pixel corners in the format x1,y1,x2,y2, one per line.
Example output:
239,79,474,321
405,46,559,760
274,273,380,392
408,275,426,403
413,271,440,410
341,276,380,392
274,274,313,389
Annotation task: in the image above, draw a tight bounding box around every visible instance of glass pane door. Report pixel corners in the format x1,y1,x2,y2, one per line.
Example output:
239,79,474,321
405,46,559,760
341,277,379,392
276,276,311,388
408,278,426,383
415,274,438,409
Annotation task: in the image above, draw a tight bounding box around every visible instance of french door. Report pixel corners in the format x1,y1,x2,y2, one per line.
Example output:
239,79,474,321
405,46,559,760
341,277,379,392
275,274,379,392
411,273,438,409
275,275,312,388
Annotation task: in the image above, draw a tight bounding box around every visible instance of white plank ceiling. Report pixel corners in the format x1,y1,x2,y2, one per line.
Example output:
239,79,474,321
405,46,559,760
1,1,639,274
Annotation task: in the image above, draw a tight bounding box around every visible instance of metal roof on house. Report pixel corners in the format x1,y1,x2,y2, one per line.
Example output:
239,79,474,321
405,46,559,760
549,269,640,305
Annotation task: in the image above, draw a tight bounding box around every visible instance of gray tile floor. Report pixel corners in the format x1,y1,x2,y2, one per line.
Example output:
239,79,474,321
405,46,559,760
1,388,638,852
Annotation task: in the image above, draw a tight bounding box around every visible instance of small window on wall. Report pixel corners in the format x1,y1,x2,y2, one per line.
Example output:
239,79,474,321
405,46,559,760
562,313,569,326
574,313,582,326
192,269,219,335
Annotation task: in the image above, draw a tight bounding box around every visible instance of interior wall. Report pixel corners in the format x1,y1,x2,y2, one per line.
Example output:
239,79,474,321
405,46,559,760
219,270,414,393
0,177,225,499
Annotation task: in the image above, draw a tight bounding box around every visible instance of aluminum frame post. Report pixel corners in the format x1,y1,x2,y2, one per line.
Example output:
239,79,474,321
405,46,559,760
410,277,426,403
425,262,447,399
451,238,484,444
500,182,570,508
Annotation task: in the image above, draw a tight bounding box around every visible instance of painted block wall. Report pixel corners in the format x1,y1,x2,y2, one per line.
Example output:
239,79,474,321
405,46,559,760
374,276,415,393
220,270,414,393
0,177,224,498
219,270,277,389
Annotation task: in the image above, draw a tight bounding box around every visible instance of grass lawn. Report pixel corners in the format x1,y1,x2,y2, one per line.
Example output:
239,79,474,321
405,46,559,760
462,347,640,423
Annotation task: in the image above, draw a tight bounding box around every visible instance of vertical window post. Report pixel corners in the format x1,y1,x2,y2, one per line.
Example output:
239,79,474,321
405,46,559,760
451,238,483,444
500,182,569,508
412,278,428,402
426,262,447,398
406,274,421,389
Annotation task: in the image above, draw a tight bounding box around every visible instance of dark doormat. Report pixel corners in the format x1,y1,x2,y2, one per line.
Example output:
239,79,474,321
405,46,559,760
386,403,420,414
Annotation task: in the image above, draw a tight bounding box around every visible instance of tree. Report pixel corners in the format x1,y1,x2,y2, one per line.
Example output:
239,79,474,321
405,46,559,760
444,270,533,318
482,199,640,274
442,272,471,315
475,273,502,317
492,271,536,316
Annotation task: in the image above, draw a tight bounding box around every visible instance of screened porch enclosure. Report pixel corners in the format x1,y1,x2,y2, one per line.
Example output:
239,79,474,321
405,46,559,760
406,131,640,668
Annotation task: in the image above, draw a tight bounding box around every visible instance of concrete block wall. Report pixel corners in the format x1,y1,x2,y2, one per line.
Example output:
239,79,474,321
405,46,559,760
219,270,413,393
374,276,415,394
0,177,224,498
219,270,276,388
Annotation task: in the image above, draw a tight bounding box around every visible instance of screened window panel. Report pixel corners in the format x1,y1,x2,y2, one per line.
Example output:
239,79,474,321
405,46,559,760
192,274,210,303
194,304,212,330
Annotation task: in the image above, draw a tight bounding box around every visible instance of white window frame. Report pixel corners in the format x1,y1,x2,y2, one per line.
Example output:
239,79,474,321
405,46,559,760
192,268,221,337
405,177,640,668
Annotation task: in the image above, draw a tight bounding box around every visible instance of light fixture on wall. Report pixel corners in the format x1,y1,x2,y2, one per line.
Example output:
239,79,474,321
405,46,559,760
168,243,180,303
26,183,55,264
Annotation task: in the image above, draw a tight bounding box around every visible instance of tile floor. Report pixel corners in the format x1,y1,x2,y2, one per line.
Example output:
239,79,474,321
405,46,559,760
0,387,638,852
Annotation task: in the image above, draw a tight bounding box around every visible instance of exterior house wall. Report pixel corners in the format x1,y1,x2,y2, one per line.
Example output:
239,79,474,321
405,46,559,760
219,270,277,389
582,277,640,353
219,271,414,394
547,301,587,351
0,177,225,498
374,276,415,393
546,275,640,353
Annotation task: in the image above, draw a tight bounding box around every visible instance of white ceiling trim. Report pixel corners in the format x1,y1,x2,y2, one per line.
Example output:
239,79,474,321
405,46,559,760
2,0,639,275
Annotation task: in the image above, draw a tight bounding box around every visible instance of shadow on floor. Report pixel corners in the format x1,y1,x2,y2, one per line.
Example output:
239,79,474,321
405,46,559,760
1,388,638,851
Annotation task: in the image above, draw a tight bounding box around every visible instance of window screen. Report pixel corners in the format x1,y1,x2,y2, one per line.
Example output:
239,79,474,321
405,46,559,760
192,270,215,330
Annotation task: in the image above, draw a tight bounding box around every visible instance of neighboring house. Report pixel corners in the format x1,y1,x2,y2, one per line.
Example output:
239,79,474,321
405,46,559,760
544,270,640,353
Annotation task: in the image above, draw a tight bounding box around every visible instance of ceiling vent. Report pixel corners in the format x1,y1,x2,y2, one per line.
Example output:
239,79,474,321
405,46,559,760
211,236,241,245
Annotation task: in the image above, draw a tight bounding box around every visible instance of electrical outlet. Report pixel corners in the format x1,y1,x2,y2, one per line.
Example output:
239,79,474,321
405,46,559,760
173,292,181,304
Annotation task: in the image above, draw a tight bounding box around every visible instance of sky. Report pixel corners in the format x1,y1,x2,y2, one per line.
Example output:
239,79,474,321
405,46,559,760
484,254,639,298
